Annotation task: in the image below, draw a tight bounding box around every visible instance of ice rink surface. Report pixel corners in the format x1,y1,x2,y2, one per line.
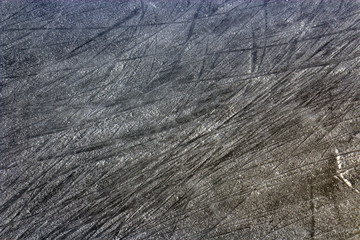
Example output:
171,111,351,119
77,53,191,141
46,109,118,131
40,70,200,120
1,0,360,239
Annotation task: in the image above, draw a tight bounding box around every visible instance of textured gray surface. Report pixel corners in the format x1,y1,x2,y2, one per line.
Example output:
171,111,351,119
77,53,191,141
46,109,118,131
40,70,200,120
1,0,360,239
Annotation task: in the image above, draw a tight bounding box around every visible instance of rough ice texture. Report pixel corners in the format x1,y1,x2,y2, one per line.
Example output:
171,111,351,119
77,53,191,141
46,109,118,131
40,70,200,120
1,0,360,239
